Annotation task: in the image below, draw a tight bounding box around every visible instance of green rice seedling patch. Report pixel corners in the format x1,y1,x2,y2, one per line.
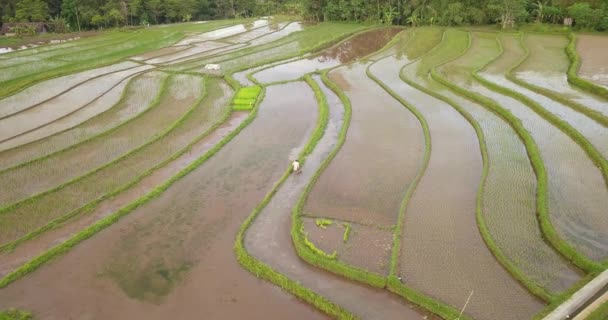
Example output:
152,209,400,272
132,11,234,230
342,223,351,243
438,31,582,297
0,75,211,246
315,218,333,229
400,27,443,61
0,71,168,170
0,309,31,320
231,85,261,111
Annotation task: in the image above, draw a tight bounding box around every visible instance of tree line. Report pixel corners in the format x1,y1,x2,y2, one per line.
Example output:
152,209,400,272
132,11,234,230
1,0,607,32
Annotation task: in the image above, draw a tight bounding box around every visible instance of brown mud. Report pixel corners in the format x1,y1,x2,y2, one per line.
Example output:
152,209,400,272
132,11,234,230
0,81,324,320
377,56,545,319
252,27,402,83
246,78,432,319
577,34,608,88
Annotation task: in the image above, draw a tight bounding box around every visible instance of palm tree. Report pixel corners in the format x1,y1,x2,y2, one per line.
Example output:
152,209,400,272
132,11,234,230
407,14,420,27
532,0,548,23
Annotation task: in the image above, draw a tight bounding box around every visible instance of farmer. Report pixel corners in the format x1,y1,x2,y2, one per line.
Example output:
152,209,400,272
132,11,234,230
292,159,301,175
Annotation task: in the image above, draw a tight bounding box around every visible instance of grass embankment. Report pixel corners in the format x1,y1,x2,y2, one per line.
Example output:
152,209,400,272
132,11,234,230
235,73,357,320
0,20,244,98
566,33,608,100
431,30,559,302
478,33,607,273
0,309,31,320
232,85,262,111
0,72,167,170
509,33,608,128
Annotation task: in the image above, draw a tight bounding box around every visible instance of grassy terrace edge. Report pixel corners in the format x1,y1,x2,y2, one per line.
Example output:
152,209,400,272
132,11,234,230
487,33,608,272
566,33,608,100
0,73,247,288
234,74,357,320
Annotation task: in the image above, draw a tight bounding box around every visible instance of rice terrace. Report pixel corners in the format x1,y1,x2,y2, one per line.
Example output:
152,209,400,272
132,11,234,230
0,0,608,319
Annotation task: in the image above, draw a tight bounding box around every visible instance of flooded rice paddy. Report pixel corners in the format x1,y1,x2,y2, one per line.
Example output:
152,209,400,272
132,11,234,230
1,20,607,320
577,34,608,88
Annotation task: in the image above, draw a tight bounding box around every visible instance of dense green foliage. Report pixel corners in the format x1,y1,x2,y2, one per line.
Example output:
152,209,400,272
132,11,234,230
2,0,608,32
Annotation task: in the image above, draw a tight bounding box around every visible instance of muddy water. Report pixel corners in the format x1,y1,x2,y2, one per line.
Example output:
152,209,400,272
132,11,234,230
0,72,167,168
0,64,153,143
175,20,269,46
377,58,544,319
246,78,432,319
0,82,323,319
305,62,423,230
439,33,582,294
233,56,303,86
516,34,608,117
0,61,138,118
147,41,228,64
577,34,608,88
483,74,608,260
253,28,402,84
0,74,200,211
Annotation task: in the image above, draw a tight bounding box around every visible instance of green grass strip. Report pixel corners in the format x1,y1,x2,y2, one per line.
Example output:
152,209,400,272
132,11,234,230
234,74,356,319
585,299,608,320
0,77,235,254
0,309,31,320
565,33,608,100
0,74,253,289
342,223,351,243
430,31,555,302
479,33,607,273
508,33,608,128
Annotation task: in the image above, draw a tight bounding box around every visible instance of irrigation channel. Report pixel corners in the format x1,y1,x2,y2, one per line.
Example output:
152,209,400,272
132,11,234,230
1,20,608,320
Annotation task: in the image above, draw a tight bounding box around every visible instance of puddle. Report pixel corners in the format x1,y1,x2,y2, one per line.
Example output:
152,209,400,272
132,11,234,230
146,41,228,64
253,27,402,83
